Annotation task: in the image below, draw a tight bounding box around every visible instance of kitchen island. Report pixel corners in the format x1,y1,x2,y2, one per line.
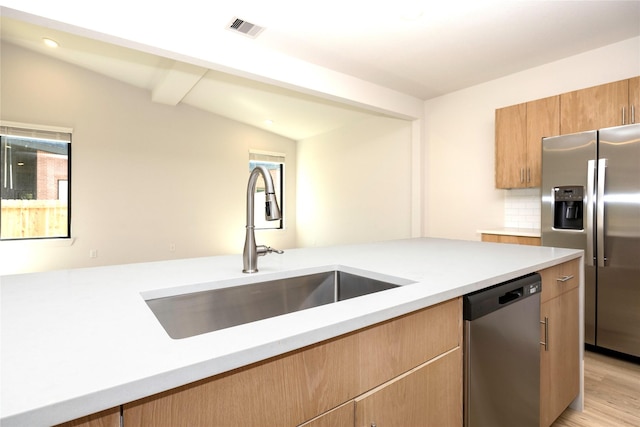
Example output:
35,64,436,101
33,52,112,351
0,238,583,426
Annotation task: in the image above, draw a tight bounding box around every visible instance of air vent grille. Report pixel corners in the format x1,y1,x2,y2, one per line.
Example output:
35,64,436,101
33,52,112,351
227,17,265,38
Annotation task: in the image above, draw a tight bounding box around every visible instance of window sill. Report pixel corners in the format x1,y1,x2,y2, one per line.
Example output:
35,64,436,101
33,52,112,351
0,237,75,247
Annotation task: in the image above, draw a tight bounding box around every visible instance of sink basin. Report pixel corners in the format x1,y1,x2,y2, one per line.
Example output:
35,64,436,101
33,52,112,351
145,269,408,339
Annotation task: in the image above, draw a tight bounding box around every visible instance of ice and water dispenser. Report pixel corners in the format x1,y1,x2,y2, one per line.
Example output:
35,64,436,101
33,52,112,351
552,186,584,230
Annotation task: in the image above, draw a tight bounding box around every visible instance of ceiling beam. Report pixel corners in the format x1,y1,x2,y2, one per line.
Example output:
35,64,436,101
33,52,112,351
151,60,207,106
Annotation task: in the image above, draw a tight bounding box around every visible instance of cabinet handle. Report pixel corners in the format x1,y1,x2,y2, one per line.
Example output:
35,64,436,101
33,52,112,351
371,423,377,427
520,168,524,183
556,275,574,283
622,107,626,125
540,317,549,351
632,105,636,124
527,167,531,183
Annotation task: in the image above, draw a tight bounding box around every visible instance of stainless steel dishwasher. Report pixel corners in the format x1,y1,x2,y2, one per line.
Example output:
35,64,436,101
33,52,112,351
463,273,542,427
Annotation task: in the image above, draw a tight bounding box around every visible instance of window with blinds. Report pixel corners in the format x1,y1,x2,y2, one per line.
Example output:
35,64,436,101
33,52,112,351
249,151,284,230
1,124,72,240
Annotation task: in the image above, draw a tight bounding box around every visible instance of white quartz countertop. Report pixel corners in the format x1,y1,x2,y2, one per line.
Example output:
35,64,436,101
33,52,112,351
0,238,582,426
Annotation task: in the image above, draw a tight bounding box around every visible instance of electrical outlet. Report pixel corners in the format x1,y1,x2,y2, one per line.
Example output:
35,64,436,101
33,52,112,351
169,243,176,252
89,249,98,258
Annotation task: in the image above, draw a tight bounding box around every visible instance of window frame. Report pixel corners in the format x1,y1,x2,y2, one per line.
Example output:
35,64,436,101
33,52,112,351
1,121,72,241
249,150,285,230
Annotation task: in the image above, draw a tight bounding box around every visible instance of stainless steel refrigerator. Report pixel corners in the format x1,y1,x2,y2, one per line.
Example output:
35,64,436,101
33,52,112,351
541,123,640,358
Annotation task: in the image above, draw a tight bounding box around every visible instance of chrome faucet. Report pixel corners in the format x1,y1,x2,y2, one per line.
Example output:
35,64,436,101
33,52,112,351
243,165,283,273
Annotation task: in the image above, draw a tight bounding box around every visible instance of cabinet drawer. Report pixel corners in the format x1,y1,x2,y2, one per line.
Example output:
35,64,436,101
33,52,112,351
540,259,580,303
357,297,461,391
355,348,462,427
298,401,354,427
53,407,120,427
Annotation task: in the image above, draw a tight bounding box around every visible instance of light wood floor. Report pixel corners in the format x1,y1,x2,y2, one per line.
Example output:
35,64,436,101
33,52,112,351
552,350,640,427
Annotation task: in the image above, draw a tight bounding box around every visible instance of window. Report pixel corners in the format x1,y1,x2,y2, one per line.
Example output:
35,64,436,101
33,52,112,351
1,124,71,240
249,151,284,230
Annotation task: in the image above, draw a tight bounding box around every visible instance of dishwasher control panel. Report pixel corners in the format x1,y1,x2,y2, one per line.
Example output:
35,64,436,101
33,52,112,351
463,273,541,321
526,282,541,296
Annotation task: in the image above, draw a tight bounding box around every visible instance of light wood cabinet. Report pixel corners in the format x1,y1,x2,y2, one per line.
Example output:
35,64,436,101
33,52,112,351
538,259,580,427
495,96,559,188
540,257,579,304
629,76,640,124
298,402,354,427
355,348,462,427
481,233,541,246
495,103,526,188
123,298,462,427
53,407,120,427
526,96,560,185
495,76,639,189
560,79,629,134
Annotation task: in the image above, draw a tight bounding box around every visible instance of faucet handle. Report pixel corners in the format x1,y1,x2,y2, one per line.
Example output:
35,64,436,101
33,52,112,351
256,245,284,256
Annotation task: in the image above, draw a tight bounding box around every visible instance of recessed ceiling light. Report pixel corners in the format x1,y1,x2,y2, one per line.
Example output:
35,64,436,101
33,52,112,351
42,38,59,48
264,119,274,126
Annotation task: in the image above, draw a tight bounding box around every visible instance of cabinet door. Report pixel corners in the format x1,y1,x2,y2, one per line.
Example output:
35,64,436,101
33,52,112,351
629,76,640,124
540,287,580,427
298,402,354,427
560,80,629,134
53,408,120,427
496,103,527,188
526,96,559,187
355,348,462,427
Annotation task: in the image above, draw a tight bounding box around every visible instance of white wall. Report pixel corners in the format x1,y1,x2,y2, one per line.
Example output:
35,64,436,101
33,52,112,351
423,36,640,241
296,116,413,247
0,43,297,274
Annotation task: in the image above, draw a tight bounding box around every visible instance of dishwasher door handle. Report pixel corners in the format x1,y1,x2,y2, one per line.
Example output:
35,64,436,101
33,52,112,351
498,287,523,305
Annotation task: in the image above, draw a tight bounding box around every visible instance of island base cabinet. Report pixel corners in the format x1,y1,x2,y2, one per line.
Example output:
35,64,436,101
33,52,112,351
53,407,120,427
355,347,462,427
298,402,355,427
122,298,462,427
539,260,580,427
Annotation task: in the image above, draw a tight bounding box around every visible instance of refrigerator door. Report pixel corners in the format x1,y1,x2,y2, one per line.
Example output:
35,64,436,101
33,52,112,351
596,124,640,357
541,131,597,344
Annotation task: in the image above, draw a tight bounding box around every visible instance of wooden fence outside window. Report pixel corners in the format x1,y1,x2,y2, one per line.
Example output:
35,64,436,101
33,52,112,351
1,199,68,239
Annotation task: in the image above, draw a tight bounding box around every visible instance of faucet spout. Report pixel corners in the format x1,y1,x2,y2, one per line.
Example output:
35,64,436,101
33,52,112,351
243,165,282,273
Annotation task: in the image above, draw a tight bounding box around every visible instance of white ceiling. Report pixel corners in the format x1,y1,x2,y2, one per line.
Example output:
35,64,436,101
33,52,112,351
2,1,640,140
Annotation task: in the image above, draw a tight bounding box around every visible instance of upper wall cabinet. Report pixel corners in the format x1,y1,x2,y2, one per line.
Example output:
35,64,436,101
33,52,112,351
495,96,559,189
629,76,639,124
495,76,639,189
560,79,631,134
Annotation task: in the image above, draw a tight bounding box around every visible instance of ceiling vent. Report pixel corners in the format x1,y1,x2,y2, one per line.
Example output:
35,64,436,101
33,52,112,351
227,17,265,39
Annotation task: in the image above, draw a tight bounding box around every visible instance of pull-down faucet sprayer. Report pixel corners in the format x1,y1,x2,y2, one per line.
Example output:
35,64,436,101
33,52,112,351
243,165,283,273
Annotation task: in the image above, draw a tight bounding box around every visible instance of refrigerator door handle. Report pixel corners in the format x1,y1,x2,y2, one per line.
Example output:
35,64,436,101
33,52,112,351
586,160,596,267
597,158,608,267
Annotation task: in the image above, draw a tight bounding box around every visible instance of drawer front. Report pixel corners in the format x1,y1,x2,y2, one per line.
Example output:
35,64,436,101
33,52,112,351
540,259,580,303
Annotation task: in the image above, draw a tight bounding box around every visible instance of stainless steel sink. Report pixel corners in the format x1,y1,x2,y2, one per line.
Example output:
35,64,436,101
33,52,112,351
145,270,407,339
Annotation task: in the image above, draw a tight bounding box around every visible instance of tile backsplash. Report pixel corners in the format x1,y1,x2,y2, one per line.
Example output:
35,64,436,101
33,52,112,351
504,188,541,229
